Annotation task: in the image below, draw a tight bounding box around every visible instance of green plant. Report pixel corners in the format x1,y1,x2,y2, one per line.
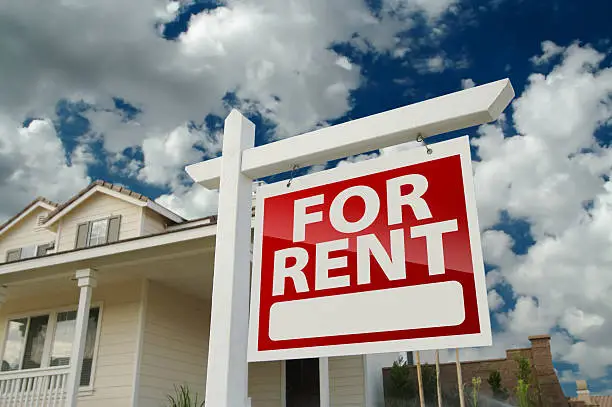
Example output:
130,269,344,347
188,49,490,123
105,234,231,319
487,371,509,401
385,357,417,401
467,376,482,407
515,379,530,407
516,357,532,383
513,357,542,407
167,384,204,407
384,358,448,407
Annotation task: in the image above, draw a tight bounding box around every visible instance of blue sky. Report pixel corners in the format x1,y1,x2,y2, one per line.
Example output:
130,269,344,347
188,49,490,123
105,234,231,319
1,0,612,398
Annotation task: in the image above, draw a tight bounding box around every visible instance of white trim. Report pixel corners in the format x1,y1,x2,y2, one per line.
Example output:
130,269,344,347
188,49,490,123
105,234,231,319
0,223,216,276
187,79,514,189
0,301,103,392
54,220,63,254
138,207,146,236
167,218,215,232
363,355,372,407
319,358,330,407
41,312,57,368
40,185,183,227
86,302,104,393
131,279,149,407
146,201,183,224
43,186,146,228
0,201,56,237
280,361,286,407
248,135,492,362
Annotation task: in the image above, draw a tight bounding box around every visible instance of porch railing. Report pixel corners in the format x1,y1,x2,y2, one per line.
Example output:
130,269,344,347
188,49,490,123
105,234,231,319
0,366,69,406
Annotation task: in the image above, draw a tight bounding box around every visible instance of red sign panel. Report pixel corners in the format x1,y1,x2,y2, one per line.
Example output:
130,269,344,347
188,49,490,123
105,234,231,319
248,136,491,361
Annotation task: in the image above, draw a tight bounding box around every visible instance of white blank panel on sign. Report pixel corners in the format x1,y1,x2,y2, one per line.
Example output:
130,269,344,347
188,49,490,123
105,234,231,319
269,281,465,341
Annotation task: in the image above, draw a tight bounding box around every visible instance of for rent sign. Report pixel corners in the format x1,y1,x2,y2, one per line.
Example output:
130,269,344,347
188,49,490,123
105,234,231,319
248,136,491,361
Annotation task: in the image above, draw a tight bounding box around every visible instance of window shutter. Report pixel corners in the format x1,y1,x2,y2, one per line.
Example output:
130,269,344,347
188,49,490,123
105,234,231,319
6,249,21,262
107,216,121,243
36,242,54,257
75,222,90,249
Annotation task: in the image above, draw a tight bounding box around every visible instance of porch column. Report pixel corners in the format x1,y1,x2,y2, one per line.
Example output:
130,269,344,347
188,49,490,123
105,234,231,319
319,357,330,407
66,268,97,407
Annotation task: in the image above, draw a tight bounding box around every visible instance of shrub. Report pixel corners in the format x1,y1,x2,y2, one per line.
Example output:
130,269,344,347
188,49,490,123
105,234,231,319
167,384,204,407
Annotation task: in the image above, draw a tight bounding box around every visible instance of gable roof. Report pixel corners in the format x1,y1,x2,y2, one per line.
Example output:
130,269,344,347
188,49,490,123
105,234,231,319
43,180,185,227
0,197,58,237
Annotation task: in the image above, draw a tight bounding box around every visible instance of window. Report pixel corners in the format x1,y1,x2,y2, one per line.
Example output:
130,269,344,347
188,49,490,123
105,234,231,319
75,216,121,249
5,242,55,262
20,245,37,260
1,307,101,387
88,220,108,246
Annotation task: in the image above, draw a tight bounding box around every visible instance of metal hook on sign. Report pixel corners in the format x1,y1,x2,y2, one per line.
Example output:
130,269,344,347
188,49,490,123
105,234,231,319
287,164,299,188
416,134,433,155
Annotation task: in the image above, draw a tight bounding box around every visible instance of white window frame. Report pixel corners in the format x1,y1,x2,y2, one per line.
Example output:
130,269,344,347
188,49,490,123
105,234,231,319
0,302,104,392
5,242,55,262
88,219,109,247
75,215,121,249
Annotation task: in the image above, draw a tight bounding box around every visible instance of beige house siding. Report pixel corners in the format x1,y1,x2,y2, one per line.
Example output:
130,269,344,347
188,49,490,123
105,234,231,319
330,356,366,407
141,209,167,236
0,207,56,263
0,280,142,407
249,361,283,407
57,193,142,252
137,282,209,406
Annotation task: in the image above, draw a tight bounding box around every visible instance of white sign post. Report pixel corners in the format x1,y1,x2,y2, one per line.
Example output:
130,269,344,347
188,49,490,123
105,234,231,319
187,79,514,407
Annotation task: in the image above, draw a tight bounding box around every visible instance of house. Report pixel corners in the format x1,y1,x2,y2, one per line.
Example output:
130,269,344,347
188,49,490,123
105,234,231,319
383,335,569,406
569,380,612,407
0,180,398,406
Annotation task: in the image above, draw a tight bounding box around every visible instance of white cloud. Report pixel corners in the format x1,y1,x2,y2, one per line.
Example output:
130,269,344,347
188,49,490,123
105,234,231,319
155,183,219,220
138,125,220,187
470,42,612,379
336,152,380,168
531,40,565,66
426,55,447,72
414,54,449,73
383,0,460,20
487,290,505,311
461,78,475,89
0,117,90,222
414,53,469,74
0,0,460,217
380,140,421,155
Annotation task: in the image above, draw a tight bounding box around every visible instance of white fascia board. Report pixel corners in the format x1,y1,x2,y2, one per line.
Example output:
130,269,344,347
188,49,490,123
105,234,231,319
186,78,514,189
0,224,217,277
0,201,57,237
43,186,148,228
145,201,184,224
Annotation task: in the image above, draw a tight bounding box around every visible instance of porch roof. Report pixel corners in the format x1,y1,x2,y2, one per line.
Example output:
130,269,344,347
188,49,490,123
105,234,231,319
0,221,218,284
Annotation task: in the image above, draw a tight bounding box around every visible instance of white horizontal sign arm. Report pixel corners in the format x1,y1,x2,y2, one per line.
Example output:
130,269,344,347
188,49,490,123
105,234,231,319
186,78,514,189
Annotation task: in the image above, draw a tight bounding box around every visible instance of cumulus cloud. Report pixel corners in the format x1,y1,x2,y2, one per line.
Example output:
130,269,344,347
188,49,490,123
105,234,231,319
530,40,565,65
407,41,612,382
155,183,219,220
461,78,476,89
0,0,461,217
138,125,221,187
0,117,90,221
470,41,612,379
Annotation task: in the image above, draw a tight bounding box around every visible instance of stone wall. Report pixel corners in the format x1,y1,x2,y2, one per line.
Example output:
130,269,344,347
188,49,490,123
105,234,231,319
383,335,569,406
